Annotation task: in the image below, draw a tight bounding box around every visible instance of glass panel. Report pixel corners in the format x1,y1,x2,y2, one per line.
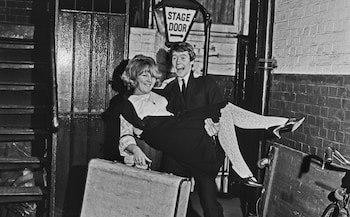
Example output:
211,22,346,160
111,0,127,13
60,0,75,10
196,0,235,24
94,0,110,12
130,0,149,27
76,0,93,11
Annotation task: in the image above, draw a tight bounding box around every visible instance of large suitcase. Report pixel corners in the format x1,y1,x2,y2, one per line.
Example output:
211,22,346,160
80,159,191,217
259,144,344,217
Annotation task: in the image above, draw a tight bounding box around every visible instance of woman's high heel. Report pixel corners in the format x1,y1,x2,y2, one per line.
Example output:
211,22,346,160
268,117,305,139
242,176,263,188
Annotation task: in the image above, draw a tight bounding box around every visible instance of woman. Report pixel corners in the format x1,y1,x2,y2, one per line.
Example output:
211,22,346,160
118,55,304,186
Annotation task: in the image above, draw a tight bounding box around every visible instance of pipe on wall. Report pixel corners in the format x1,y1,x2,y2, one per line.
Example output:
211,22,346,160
261,0,275,115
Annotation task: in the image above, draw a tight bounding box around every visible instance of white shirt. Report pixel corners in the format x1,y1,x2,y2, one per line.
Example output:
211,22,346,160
177,73,190,91
119,92,173,158
128,92,173,119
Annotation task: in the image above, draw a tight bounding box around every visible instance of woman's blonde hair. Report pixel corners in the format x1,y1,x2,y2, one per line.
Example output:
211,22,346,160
121,55,162,89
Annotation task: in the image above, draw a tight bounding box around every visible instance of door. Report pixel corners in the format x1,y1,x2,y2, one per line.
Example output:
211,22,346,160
54,1,129,216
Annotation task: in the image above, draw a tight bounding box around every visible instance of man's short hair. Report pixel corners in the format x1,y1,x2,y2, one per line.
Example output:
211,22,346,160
169,42,196,61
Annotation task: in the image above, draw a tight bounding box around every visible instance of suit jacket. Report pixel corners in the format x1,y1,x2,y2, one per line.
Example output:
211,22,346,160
155,72,225,174
156,72,224,117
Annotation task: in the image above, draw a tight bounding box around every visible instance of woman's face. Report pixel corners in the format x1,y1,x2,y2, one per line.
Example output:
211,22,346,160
134,69,157,95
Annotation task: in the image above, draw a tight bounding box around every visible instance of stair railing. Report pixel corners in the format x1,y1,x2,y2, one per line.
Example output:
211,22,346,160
48,0,58,216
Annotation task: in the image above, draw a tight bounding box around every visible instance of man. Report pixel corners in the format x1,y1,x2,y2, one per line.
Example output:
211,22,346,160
158,42,225,217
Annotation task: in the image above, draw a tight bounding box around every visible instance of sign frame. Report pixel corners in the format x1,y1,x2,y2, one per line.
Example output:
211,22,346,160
153,0,212,76
163,6,198,43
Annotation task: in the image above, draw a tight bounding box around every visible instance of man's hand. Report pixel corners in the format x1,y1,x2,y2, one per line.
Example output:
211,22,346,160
204,118,220,137
153,77,176,89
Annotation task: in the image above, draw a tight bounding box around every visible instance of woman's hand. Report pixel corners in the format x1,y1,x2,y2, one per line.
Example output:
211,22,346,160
133,147,152,166
204,118,220,137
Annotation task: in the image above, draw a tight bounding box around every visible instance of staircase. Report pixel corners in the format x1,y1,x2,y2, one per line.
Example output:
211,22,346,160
0,23,55,216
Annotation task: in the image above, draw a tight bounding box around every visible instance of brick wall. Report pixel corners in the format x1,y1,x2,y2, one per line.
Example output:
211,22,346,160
269,74,350,158
0,0,33,24
273,0,350,74
270,0,350,159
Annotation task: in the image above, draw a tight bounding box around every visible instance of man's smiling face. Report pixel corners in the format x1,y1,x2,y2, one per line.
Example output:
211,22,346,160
172,51,193,78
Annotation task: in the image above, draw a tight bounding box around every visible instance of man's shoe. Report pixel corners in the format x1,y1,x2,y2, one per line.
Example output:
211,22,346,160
242,177,263,188
268,117,305,139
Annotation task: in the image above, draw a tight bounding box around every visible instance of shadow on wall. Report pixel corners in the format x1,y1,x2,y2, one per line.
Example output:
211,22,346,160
156,48,173,79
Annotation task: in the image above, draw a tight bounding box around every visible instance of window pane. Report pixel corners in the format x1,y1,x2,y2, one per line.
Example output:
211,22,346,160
94,0,110,13
60,0,75,10
111,0,127,14
196,0,235,25
76,0,93,11
130,0,149,27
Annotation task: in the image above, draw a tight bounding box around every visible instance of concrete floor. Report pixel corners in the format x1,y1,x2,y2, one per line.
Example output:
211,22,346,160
192,192,244,217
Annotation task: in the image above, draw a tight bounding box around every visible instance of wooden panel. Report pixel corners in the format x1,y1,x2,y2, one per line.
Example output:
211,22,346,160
56,117,72,214
71,117,88,165
260,144,345,217
107,15,127,100
57,13,73,113
91,15,108,113
88,117,105,159
55,10,128,217
108,16,127,70
73,13,91,113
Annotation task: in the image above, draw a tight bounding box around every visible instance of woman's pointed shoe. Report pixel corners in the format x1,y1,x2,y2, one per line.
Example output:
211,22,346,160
242,176,263,188
268,117,305,139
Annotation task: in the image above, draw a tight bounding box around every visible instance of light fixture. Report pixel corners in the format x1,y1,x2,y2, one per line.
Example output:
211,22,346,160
153,0,212,75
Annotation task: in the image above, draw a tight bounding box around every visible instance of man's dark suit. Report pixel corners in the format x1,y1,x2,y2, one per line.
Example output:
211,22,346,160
157,72,225,217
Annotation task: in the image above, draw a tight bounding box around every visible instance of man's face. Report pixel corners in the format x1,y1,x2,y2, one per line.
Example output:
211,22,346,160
171,51,193,78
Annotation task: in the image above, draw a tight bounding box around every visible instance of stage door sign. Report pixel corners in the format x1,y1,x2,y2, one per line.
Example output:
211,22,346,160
164,6,196,42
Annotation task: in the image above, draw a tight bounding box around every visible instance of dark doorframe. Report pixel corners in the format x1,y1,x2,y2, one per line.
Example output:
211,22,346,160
234,0,275,216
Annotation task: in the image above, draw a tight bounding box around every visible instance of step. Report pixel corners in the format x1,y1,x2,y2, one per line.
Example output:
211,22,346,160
0,24,34,40
0,82,48,91
0,105,46,114
0,114,49,128
0,157,42,169
0,38,48,63
0,61,47,70
0,128,48,142
0,186,44,203
0,37,34,49
0,61,35,69
0,90,49,106
0,47,34,62
0,67,50,83
0,112,49,128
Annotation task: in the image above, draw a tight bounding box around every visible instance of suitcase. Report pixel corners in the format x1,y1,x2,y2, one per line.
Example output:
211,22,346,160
80,159,191,217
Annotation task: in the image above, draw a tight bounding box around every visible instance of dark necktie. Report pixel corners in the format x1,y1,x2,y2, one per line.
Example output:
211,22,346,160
181,79,186,100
